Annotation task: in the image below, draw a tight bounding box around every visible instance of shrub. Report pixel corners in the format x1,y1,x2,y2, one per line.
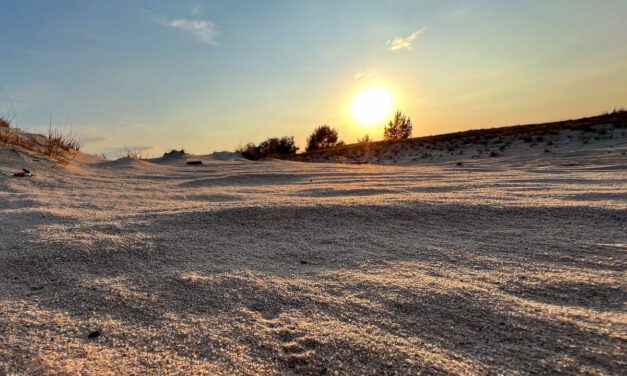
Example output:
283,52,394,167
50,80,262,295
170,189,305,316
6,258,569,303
306,125,339,152
238,142,260,160
384,111,412,141
238,136,299,160
357,134,371,144
260,136,299,156
163,149,185,157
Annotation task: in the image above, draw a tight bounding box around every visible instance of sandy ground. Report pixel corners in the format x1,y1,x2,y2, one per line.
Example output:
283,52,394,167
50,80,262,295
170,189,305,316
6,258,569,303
0,134,626,374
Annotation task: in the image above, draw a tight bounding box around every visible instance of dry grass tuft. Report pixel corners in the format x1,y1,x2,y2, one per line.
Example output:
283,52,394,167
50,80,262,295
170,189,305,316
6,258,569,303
0,115,11,128
0,119,80,165
0,118,32,150
123,146,147,159
43,125,81,165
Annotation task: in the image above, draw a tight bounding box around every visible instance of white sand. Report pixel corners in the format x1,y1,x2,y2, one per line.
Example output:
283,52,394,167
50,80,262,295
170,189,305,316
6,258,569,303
0,129,626,375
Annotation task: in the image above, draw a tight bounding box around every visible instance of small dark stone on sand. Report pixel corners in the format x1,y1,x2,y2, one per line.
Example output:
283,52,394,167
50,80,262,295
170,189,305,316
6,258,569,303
88,330,101,339
300,260,308,264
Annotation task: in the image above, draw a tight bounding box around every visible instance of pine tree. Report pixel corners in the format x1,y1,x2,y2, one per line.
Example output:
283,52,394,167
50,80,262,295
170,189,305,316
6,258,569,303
384,111,412,141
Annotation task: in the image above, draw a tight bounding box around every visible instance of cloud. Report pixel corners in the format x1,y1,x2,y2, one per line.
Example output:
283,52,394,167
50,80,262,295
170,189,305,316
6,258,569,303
387,28,426,51
354,71,378,80
167,18,219,46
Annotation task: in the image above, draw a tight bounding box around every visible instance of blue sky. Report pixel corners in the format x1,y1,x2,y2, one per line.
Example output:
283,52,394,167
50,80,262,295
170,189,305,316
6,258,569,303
1,0,626,156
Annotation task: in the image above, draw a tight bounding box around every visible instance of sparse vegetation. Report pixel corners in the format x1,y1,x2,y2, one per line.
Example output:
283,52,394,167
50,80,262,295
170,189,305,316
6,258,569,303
306,125,339,152
604,106,626,115
384,111,412,141
123,146,148,159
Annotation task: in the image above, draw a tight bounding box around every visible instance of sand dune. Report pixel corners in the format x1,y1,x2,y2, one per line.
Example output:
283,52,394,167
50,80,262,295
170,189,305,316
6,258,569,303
0,125,626,374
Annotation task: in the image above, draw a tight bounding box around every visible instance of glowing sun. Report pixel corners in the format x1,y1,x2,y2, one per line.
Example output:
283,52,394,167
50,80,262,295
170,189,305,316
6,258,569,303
351,88,394,126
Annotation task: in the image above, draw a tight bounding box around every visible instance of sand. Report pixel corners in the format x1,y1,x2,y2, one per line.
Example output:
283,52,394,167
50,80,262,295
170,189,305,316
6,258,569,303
0,131,626,375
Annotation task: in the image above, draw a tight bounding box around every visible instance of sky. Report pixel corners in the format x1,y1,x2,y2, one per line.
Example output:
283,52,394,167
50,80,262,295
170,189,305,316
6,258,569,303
1,0,626,157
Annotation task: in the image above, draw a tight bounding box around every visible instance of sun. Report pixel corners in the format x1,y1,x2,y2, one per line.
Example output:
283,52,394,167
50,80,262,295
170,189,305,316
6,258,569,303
351,87,395,126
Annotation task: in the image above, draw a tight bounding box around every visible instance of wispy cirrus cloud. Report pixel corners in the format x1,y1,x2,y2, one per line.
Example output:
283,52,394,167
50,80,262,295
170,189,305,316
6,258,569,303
354,70,378,80
167,18,219,46
387,28,426,51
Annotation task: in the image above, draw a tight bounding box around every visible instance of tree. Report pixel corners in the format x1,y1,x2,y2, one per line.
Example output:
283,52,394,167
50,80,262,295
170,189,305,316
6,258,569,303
306,125,339,152
384,111,412,141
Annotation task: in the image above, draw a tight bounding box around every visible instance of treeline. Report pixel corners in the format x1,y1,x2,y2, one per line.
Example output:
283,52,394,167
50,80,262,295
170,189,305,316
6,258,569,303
238,110,413,160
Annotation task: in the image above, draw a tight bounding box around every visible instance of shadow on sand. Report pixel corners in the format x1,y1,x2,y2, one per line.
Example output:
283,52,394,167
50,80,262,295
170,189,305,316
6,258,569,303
1,203,625,374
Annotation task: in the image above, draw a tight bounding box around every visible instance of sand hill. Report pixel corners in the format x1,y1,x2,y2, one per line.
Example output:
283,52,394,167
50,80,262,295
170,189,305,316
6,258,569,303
0,115,625,374
301,112,627,167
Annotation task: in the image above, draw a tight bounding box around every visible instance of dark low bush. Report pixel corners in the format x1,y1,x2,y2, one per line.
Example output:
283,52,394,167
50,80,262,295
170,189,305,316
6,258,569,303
238,136,299,160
